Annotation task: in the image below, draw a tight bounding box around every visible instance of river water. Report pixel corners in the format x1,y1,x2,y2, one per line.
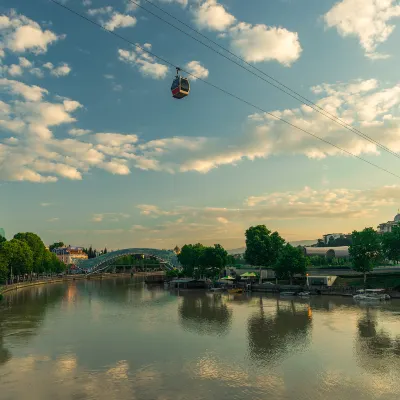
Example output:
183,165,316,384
0,278,399,400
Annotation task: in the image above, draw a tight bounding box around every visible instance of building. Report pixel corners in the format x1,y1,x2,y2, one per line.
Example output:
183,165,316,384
0,228,5,239
52,245,88,265
307,275,337,287
302,246,350,259
322,233,344,245
377,212,400,234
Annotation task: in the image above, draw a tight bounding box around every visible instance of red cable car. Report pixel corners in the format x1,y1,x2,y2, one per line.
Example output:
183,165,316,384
171,67,190,99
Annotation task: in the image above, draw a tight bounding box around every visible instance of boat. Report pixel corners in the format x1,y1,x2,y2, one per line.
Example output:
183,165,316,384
298,291,310,297
353,289,391,301
280,291,296,296
228,288,243,294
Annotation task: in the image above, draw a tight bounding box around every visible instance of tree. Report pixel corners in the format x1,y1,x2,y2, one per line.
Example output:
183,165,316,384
14,232,46,275
177,243,206,277
274,244,308,285
0,239,33,279
0,252,8,283
244,225,285,283
349,228,381,284
0,235,6,246
49,242,64,252
198,244,228,278
382,224,400,264
104,247,108,254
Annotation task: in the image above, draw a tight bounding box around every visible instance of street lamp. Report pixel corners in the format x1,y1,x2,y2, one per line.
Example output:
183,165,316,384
306,273,309,288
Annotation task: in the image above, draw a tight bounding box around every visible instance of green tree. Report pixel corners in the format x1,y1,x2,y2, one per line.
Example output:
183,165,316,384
244,225,285,283
104,247,108,254
382,224,400,265
198,244,228,278
349,228,381,284
0,252,8,283
274,244,308,285
178,243,206,277
0,239,34,279
49,242,64,252
14,232,46,274
0,235,6,246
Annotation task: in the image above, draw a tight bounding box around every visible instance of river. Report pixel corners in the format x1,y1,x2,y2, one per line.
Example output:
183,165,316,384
0,278,399,399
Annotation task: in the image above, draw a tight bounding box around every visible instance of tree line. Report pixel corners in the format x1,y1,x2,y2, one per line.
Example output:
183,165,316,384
0,233,66,284
174,223,400,285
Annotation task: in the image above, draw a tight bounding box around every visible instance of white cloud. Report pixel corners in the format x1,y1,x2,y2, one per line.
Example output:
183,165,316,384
324,0,400,58
0,78,48,101
68,128,92,136
40,202,52,207
104,13,137,31
0,10,62,55
118,46,169,79
47,217,59,222
192,0,236,31
87,7,113,16
7,64,22,76
92,213,130,222
185,60,209,80
159,0,188,7
95,133,139,146
82,0,92,6
100,159,131,175
42,61,71,77
228,22,302,65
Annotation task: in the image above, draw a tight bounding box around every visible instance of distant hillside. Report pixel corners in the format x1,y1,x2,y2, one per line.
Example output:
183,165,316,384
227,240,317,255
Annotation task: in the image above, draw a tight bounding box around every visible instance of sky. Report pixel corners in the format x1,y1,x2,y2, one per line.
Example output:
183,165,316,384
1,0,400,250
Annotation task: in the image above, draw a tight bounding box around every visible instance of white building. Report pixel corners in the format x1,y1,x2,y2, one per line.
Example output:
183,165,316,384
377,212,400,234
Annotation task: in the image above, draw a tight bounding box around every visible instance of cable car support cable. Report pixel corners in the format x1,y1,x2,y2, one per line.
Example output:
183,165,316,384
48,0,400,180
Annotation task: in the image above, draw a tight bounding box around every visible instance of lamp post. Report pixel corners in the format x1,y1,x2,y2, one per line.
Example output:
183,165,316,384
306,273,309,288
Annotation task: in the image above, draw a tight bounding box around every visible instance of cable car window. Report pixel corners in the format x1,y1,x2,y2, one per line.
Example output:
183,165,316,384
180,79,189,92
171,78,179,90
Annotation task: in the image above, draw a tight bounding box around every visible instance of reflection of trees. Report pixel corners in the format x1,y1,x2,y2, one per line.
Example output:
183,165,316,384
0,284,65,366
356,311,400,373
178,293,232,336
247,298,312,364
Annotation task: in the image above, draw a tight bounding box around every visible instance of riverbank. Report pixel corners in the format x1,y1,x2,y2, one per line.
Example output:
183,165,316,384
0,272,154,298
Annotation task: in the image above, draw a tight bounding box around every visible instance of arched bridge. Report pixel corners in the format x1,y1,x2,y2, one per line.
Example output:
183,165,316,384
74,248,180,274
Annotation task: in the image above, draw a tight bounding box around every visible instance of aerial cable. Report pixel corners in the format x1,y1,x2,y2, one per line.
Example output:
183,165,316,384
126,0,400,161
48,0,400,180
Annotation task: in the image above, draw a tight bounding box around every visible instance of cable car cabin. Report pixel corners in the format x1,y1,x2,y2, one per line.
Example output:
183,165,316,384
171,72,190,99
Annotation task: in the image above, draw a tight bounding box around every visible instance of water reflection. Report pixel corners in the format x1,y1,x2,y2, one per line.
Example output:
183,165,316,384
0,284,65,365
247,297,312,364
178,293,232,336
356,309,400,374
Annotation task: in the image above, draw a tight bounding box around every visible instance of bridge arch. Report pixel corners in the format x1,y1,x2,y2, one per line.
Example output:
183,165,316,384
74,248,180,274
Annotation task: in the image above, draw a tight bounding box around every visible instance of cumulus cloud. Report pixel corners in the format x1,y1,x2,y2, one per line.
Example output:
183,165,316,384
104,13,137,31
228,23,302,65
95,133,139,146
68,128,92,136
185,60,209,80
192,0,236,31
0,10,62,55
43,62,72,77
324,0,400,59
159,0,188,7
87,7,136,31
118,45,169,79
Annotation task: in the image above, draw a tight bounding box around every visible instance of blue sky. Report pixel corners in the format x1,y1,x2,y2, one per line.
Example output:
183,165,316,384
1,0,400,250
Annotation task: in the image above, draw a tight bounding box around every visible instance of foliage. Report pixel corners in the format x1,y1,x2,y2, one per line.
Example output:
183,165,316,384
381,224,400,264
0,239,33,278
13,232,46,273
244,225,285,267
0,235,6,245
166,269,184,278
315,235,352,247
178,243,228,278
274,244,308,284
349,228,382,283
49,242,65,252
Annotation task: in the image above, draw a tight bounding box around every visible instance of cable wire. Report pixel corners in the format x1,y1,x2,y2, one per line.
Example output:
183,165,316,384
48,0,400,180
127,0,400,161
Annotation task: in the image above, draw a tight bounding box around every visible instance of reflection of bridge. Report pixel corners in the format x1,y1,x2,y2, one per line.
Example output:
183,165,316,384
73,248,181,274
